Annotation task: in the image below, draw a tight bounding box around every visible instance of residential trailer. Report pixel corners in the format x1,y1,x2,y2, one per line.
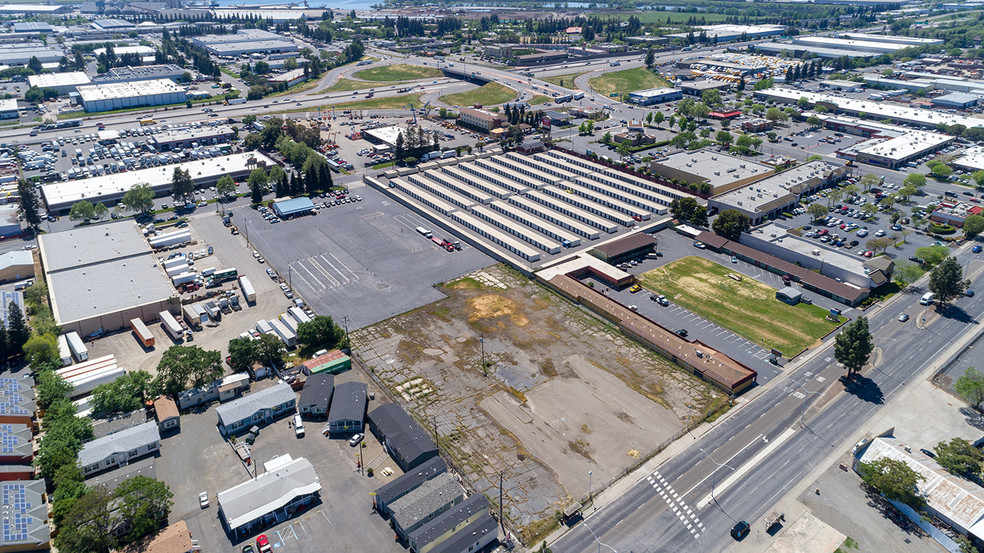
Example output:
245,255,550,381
77,421,161,476
324,381,367,435
367,403,440,472
297,373,333,419
216,381,296,436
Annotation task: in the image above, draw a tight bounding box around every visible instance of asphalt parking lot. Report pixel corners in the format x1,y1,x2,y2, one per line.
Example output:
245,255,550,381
236,182,494,330
156,376,408,553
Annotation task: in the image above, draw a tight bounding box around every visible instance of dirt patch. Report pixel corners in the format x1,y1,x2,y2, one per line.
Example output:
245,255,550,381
352,265,719,544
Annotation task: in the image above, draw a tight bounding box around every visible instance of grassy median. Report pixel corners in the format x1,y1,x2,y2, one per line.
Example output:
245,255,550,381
353,63,442,82
440,82,516,107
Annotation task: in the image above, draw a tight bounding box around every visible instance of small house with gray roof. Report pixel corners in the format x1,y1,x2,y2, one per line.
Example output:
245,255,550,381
216,382,295,436
78,421,161,476
389,472,463,539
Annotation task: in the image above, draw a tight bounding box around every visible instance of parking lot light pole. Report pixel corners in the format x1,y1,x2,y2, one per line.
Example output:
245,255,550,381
588,470,593,510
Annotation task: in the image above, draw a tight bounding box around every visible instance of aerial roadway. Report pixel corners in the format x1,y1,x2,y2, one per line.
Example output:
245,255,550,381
554,243,984,552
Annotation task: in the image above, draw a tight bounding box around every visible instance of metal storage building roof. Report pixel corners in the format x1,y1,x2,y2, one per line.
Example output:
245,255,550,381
271,197,315,218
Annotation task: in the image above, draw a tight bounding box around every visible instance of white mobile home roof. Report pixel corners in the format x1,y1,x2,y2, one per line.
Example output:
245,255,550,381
77,421,160,467
217,456,321,531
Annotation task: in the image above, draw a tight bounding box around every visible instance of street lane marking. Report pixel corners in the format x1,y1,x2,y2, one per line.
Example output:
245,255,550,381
696,428,797,510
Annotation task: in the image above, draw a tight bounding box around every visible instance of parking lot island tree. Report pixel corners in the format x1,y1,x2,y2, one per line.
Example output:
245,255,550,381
170,167,194,202
248,168,268,204
956,367,984,411
834,315,873,378
807,203,828,221
963,214,984,238
216,174,236,197
120,183,155,214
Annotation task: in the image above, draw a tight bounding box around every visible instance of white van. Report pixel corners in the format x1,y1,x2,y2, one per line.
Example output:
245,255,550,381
920,292,934,305
292,414,305,438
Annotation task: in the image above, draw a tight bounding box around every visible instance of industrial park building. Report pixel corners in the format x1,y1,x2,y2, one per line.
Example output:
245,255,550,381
37,221,177,335
628,87,682,106
92,64,187,85
27,72,92,96
666,24,784,43
41,152,272,212
77,78,186,113
0,98,18,120
192,28,297,56
0,46,64,66
650,150,773,195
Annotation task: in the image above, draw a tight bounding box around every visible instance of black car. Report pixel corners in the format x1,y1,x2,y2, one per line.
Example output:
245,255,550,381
730,521,750,540
908,256,924,264
676,329,688,338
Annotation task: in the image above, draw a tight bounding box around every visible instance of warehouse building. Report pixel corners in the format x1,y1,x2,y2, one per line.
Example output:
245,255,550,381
77,421,161,476
150,125,234,150
821,116,955,169
272,197,315,219
192,29,297,56
268,68,306,88
666,24,785,43
0,46,64,66
931,92,979,109
11,22,52,34
217,455,321,536
216,381,296,436
650,149,772,195
93,64,187,85
92,18,136,31
38,222,176,336
27,72,92,96
0,480,50,553
679,80,731,96
628,87,682,106
754,42,881,60
0,99,18,120
373,456,448,516
77,79,186,113
367,403,440,472
41,152,273,212
0,251,32,284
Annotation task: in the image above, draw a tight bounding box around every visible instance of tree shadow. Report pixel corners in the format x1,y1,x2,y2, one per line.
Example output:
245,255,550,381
936,304,978,325
841,374,884,405
959,406,984,431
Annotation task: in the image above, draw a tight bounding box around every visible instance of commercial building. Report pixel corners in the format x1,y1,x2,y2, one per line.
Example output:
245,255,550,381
216,382,296,436
0,99,17,120
77,421,161,476
426,512,497,553
77,79,186,113
94,64,187,85
742,118,773,133
364,126,406,148
788,36,928,55
373,456,448,516
0,251,32,284
267,68,306,88
756,87,984,130
11,22,52,34
27,72,92,96
679,80,731,96
0,480,50,553
589,233,655,264
407,493,498,553
324,381,367,435
628,87,682,106
931,92,979,109
217,455,321,536
666,24,785,43
457,108,504,133
931,201,983,228
193,29,298,56
389,472,464,539
820,115,955,169
709,160,849,224
93,45,154,58
297,373,333,419
0,205,21,237
92,18,136,31
150,125,234,151
650,150,773,195
854,432,984,551
41,152,273,212
367,403,440,472
271,197,315,218
954,146,984,172
38,221,177,336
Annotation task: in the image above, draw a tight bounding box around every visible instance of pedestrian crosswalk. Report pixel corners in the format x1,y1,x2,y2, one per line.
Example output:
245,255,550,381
647,470,704,540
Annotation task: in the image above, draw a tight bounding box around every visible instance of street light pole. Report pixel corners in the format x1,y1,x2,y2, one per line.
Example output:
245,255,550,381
480,335,486,376
699,448,734,505
588,470,593,510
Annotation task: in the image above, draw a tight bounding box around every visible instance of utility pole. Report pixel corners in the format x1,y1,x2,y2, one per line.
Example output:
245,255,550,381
588,470,593,510
288,266,292,290
433,415,439,457
480,335,486,376
499,471,504,535
342,315,350,350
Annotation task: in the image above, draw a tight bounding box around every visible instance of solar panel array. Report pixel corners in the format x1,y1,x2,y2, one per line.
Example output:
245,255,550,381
0,378,31,417
0,424,19,454
2,483,33,543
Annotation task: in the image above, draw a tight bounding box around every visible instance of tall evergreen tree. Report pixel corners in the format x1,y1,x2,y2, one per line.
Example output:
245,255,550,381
6,302,29,356
0,323,8,362
17,179,42,228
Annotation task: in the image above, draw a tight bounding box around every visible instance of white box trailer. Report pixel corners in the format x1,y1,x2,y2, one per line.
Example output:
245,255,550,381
163,256,188,270
165,264,190,277
150,230,191,249
256,320,274,335
68,367,126,398
172,272,198,286
279,312,299,334
287,306,310,325
239,275,256,303
160,310,184,340
65,331,88,362
56,354,116,381
56,334,72,367
269,318,296,347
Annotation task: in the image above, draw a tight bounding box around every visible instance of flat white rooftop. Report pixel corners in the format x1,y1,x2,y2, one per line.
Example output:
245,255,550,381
954,146,984,171
77,78,185,103
27,71,91,89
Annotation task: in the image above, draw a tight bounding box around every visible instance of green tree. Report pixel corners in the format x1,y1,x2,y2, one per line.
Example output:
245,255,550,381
893,260,923,288
153,345,223,396
931,164,953,179
712,209,750,241
670,197,699,222
956,367,984,411
806,114,821,128
69,200,96,223
701,89,722,107
50,464,86,526
120,183,155,214
228,336,261,371
866,237,893,255
7,302,29,355
248,168,267,204
644,48,654,68
929,256,969,305
24,86,43,103
691,205,708,227
972,170,984,189
654,111,664,127
17,179,42,228
601,131,612,144
765,107,787,123
715,130,733,147
114,476,173,545
23,334,60,370
963,213,984,238
858,457,926,509
54,485,115,553
284,57,298,71
296,315,346,351
90,371,153,416
934,437,984,478
616,140,630,160
35,369,72,409
807,203,827,221
834,316,873,378
216,174,236,197
903,172,926,192
256,333,287,368
171,167,194,201
859,173,881,192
